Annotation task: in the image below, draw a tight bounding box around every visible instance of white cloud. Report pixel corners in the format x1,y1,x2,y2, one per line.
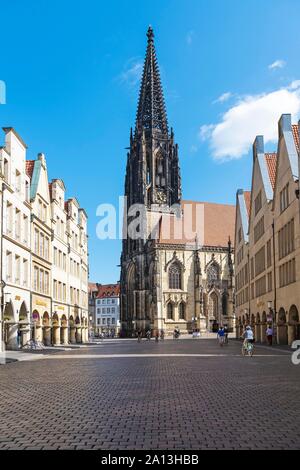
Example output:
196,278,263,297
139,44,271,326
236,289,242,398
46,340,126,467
119,58,143,88
186,30,194,45
268,59,286,70
200,81,300,161
213,92,233,104
289,80,300,90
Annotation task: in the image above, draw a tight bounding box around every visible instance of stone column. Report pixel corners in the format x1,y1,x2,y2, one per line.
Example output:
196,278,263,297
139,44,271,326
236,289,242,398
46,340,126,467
277,324,288,345
288,325,296,346
6,324,18,350
52,327,60,346
81,327,86,343
76,327,82,343
61,327,68,344
260,324,266,343
256,323,261,342
21,327,30,347
69,327,76,344
43,327,51,346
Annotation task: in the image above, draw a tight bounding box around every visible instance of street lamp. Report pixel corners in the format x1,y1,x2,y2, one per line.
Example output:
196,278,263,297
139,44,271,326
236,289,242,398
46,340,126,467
244,308,248,326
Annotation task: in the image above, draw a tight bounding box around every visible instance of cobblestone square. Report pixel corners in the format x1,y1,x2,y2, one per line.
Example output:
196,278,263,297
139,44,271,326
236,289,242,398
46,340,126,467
0,338,299,450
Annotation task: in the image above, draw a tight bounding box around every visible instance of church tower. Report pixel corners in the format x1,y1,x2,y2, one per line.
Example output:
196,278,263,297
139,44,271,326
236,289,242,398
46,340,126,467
120,28,236,337
124,26,181,210
120,27,181,334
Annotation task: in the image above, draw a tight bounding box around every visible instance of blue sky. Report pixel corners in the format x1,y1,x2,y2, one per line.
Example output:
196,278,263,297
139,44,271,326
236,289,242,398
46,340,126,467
0,0,300,283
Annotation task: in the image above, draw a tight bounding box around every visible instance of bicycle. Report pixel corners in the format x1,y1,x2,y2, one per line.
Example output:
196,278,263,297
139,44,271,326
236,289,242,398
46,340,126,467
242,340,254,357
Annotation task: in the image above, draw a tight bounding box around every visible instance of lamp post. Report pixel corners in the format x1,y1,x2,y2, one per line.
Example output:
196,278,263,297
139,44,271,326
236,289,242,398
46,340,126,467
244,308,248,324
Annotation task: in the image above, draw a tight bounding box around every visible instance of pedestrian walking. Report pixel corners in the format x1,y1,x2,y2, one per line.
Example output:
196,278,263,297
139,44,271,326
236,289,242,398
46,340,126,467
217,326,225,346
160,330,165,341
173,327,180,339
266,325,273,346
17,329,21,348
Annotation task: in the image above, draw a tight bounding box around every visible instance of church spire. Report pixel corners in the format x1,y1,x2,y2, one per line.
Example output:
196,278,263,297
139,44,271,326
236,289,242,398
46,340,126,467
123,27,181,210
135,26,168,134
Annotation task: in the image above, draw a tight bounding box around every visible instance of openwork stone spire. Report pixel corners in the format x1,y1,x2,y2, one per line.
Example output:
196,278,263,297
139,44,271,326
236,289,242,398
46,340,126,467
135,26,168,134
123,27,181,212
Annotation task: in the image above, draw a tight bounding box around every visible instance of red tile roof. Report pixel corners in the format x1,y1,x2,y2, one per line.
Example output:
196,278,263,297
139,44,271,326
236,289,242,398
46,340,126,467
25,160,35,180
96,284,120,299
265,153,277,190
292,124,299,153
243,191,251,217
158,200,235,248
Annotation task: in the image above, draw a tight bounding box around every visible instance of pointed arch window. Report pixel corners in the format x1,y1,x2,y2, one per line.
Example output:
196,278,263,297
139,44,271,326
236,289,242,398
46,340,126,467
169,263,182,290
179,302,185,320
207,262,220,287
167,303,174,320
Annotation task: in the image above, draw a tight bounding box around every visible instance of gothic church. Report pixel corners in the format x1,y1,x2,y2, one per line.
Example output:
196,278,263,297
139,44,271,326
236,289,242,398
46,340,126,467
120,27,235,335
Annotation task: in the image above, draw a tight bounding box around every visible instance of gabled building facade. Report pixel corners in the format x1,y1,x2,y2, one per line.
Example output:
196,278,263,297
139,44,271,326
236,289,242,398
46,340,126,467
95,283,120,336
235,114,300,345
0,128,31,350
28,153,52,345
0,127,89,350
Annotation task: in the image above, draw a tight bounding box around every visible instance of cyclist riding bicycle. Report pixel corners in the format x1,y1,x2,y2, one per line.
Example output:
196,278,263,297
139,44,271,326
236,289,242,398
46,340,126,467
242,325,254,351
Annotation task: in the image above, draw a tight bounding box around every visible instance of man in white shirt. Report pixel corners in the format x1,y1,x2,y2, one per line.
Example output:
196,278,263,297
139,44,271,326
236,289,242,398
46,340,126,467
266,326,273,346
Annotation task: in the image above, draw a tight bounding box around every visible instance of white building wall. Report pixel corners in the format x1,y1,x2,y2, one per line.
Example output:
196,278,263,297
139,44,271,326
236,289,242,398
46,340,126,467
0,129,31,349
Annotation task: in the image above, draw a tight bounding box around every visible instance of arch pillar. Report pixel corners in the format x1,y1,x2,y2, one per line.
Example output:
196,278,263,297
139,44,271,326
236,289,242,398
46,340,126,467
277,324,288,344
69,327,76,344
6,323,18,350
260,312,267,343
277,308,288,345
76,327,82,343
43,327,51,346
61,327,68,344
20,327,31,347
288,306,299,345
288,325,297,345
255,323,261,342
52,326,61,346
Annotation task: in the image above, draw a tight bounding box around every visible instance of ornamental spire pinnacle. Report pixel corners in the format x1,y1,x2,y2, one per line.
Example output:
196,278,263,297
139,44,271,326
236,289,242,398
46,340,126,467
135,27,168,134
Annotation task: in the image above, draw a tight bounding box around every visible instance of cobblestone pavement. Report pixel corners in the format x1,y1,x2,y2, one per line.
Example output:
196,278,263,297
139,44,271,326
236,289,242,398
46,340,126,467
0,339,299,450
